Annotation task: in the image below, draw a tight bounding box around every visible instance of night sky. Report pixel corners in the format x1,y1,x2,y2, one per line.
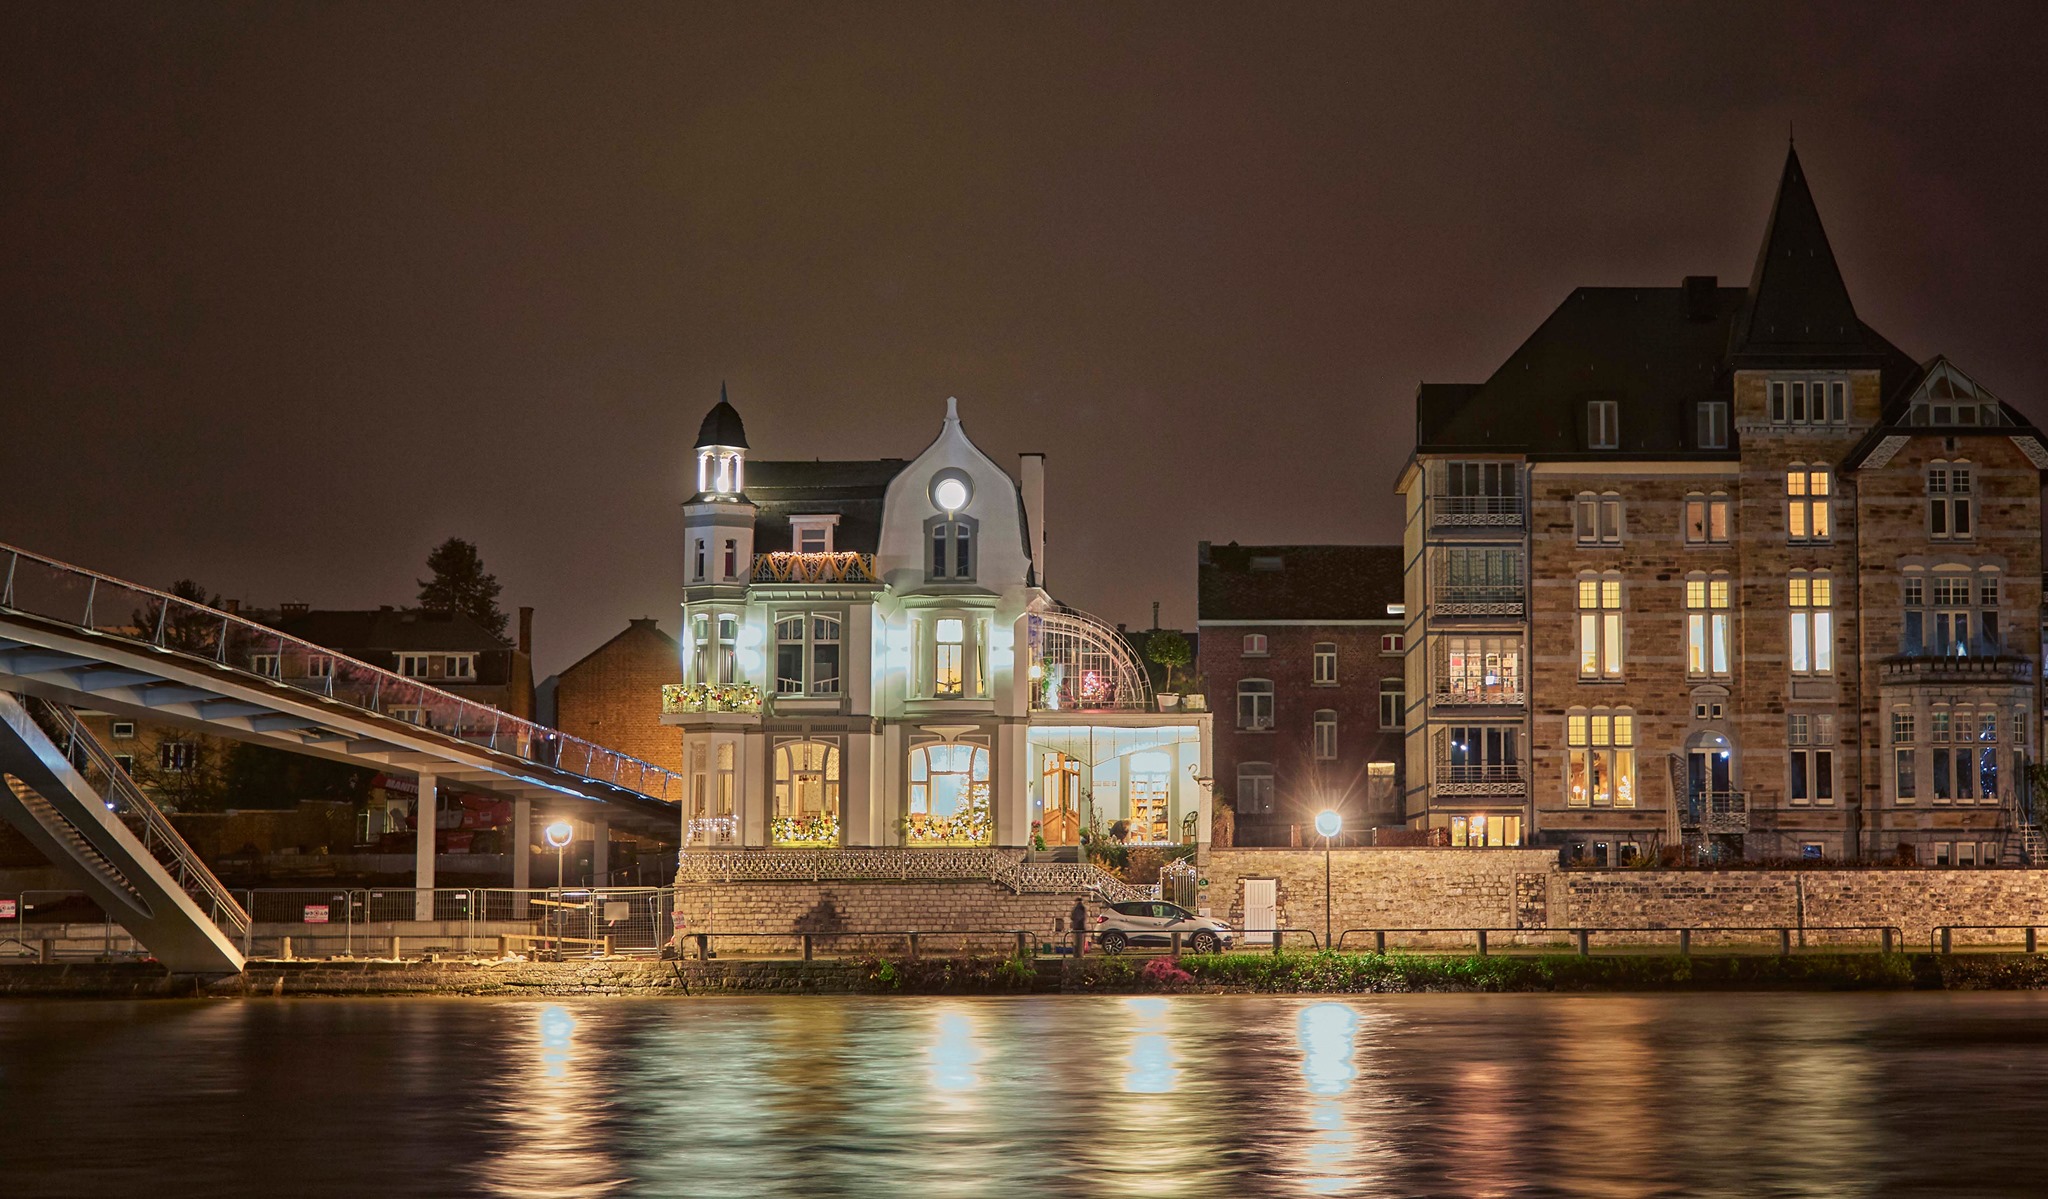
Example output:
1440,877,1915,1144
5,3,2046,676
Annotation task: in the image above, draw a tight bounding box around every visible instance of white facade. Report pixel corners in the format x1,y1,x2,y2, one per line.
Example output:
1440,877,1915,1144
664,395,1212,853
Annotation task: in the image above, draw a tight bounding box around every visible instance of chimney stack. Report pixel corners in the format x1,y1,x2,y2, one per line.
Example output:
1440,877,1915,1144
518,606,534,656
1019,453,1046,587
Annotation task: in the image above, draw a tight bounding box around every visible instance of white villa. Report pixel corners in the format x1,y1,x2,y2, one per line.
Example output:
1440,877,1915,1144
663,390,1213,855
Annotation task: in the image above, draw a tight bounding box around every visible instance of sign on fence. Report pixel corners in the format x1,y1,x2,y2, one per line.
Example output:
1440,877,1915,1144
303,905,331,924
604,902,631,923
0,899,16,919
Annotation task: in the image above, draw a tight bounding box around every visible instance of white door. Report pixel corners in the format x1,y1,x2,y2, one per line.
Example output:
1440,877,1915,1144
1243,878,1277,945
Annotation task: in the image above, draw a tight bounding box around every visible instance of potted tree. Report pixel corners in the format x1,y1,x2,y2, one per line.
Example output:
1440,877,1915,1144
1146,628,1192,711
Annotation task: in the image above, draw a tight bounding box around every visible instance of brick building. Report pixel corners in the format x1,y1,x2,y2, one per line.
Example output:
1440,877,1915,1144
1198,542,1405,847
551,618,685,774
1398,144,2045,864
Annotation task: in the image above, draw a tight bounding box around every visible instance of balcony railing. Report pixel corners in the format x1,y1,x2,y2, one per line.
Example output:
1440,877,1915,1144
1434,583,1525,618
1881,652,2034,686
1430,495,1525,528
1436,761,1527,797
1431,683,1526,708
662,681,763,716
750,552,879,585
1682,791,1749,834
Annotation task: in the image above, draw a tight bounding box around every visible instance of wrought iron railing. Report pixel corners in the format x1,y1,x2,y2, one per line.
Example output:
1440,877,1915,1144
662,681,763,715
1432,682,1526,706
0,541,684,802
1682,791,1749,833
1436,761,1526,796
1429,495,1525,527
750,552,879,585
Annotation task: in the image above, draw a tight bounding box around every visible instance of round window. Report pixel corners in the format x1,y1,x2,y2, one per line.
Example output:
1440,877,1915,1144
930,470,972,512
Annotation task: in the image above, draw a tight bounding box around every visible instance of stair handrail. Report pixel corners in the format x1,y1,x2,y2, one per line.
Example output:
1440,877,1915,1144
28,698,250,937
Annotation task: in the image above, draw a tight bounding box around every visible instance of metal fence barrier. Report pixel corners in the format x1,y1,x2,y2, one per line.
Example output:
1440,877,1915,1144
1333,925,1908,956
2,891,146,962
1933,925,2048,954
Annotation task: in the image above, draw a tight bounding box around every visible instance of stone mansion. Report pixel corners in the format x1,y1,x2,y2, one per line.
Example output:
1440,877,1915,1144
1396,145,2045,865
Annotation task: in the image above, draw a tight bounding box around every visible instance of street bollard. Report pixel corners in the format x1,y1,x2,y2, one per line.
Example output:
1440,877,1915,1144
40,939,53,964
695,933,709,960
908,933,920,961
802,933,814,961
1576,929,1589,958
281,936,293,961
1273,930,1283,956
1941,927,1953,955
1016,931,1029,960
1374,931,1386,955
1073,924,1085,959
2028,928,2038,955
1779,928,1791,957
391,935,402,960
1476,930,1489,957
1679,929,1692,956
1882,928,1894,955
497,935,510,957
1171,931,1181,960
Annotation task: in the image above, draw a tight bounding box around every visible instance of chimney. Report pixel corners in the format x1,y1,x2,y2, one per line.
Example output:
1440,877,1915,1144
518,606,534,656
1019,452,1046,587
223,598,240,615
1151,601,1160,630
1682,275,1718,322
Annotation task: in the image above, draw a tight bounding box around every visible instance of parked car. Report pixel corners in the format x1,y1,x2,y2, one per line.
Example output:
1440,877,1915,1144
1093,900,1234,954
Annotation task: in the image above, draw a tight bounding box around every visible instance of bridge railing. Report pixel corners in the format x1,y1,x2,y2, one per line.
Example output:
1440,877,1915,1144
0,542,684,802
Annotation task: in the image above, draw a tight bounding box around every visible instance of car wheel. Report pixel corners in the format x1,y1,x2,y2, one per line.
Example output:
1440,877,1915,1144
1101,930,1128,955
1190,930,1220,955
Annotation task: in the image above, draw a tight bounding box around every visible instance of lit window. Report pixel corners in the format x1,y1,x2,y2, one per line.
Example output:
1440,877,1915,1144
1443,635,1522,702
772,740,840,846
1565,709,1634,808
1313,710,1338,760
908,742,991,845
1577,574,1623,678
1237,679,1274,730
934,618,965,698
1789,573,1833,675
1312,643,1337,685
1685,574,1732,677
1787,469,1832,542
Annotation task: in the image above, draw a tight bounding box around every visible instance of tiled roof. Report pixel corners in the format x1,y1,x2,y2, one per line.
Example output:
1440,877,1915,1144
1197,544,1404,622
745,459,906,554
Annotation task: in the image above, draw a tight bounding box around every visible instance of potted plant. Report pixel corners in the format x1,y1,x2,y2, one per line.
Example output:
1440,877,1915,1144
1146,628,1192,709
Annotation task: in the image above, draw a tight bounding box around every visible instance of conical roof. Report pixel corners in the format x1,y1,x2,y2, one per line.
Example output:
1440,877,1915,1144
695,383,749,449
1730,145,1866,362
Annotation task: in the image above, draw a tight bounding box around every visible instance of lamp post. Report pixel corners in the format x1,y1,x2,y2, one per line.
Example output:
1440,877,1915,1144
1314,809,1342,951
544,820,573,954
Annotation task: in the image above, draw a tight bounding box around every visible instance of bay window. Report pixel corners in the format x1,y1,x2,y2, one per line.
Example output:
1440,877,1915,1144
772,739,840,846
907,742,991,845
933,618,966,697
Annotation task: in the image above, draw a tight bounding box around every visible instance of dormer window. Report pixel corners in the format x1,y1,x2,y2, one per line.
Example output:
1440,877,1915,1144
789,516,838,555
1587,400,1619,449
1767,377,1848,426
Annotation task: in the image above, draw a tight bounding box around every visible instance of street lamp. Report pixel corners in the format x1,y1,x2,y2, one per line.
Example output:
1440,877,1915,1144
1314,809,1342,951
544,819,573,955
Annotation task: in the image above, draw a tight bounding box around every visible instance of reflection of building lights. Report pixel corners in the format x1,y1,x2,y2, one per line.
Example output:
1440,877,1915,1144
539,1004,575,1077
1122,997,1180,1094
1299,1003,1358,1096
927,1009,984,1096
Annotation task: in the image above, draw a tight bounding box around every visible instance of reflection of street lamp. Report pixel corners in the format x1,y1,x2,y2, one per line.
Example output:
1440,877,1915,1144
1314,809,1342,950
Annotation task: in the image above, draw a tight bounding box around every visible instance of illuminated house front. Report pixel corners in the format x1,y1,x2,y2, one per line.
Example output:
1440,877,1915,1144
663,389,1212,853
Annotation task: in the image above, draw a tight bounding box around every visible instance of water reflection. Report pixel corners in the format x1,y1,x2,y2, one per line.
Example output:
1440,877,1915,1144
8,993,2048,1197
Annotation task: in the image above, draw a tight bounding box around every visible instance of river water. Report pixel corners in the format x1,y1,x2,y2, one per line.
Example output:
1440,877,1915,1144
2,991,2045,1197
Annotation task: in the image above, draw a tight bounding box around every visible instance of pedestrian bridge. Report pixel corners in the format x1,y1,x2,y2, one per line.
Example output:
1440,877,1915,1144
0,540,683,973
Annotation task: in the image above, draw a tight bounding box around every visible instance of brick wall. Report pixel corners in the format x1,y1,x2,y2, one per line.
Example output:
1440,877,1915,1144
555,619,684,773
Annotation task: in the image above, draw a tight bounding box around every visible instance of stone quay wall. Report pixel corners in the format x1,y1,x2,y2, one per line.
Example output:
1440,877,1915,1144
1203,848,2048,949
672,879,1085,954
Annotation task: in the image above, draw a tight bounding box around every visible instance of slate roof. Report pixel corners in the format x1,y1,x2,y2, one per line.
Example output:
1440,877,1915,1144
695,386,749,449
265,607,510,653
1416,145,1925,458
1198,544,1404,622
745,459,907,554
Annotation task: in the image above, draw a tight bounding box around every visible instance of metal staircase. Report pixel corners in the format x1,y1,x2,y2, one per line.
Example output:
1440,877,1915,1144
0,691,245,972
2003,769,2048,867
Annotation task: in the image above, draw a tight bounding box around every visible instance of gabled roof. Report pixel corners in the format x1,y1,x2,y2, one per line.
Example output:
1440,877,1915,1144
1198,544,1404,622
265,607,510,653
746,459,907,554
695,385,749,449
557,618,677,680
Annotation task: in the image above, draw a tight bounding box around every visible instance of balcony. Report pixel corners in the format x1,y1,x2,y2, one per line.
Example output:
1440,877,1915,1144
661,681,763,716
1431,682,1526,709
1681,791,1749,834
1433,583,1526,620
1429,494,1525,530
750,551,880,585
1436,761,1527,798
1880,652,2034,687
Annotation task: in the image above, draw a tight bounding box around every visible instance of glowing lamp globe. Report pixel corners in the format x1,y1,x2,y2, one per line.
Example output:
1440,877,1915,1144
1314,810,1342,839
933,477,969,512
544,820,574,849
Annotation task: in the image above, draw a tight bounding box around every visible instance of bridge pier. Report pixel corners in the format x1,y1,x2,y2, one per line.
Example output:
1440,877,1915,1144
593,816,610,886
416,772,437,921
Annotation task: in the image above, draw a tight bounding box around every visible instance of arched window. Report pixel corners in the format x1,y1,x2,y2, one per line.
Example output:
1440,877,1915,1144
908,743,991,845
772,740,840,846
1237,679,1274,730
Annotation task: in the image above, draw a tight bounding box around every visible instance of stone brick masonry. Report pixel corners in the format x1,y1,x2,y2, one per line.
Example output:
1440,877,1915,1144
672,878,1084,953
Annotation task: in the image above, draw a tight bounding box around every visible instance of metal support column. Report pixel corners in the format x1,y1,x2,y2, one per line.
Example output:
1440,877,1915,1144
415,771,437,921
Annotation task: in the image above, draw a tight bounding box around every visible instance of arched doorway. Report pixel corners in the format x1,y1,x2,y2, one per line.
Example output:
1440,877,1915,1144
1040,751,1082,846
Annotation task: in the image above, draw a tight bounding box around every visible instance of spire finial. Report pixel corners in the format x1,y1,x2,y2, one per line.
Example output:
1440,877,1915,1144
945,396,960,424
721,379,728,403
